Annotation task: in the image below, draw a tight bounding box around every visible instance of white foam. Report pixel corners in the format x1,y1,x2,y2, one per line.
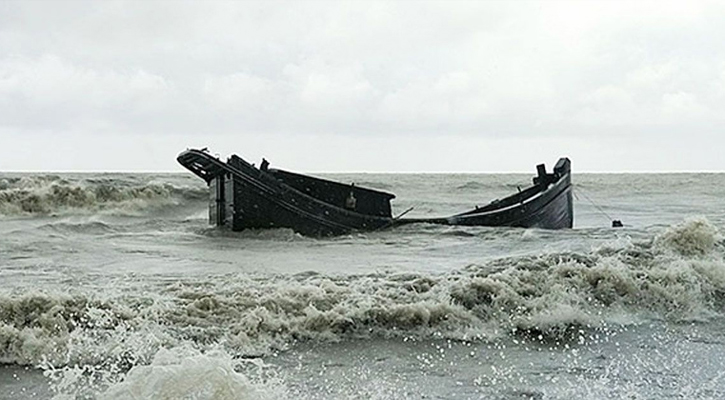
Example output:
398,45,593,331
0,175,206,216
97,348,286,400
4,219,725,370
1,219,724,399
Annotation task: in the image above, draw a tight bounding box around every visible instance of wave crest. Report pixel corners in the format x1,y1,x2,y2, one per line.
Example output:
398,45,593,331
0,175,207,216
0,292,136,366
655,217,721,256
2,220,725,373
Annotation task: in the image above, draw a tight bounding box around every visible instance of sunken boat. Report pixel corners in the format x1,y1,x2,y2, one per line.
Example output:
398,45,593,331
177,148,573,236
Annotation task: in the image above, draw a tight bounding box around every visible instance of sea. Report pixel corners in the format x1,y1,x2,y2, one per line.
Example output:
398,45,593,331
0,171,724,400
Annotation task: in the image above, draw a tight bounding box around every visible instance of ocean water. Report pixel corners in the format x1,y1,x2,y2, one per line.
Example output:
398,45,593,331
1,171,724,399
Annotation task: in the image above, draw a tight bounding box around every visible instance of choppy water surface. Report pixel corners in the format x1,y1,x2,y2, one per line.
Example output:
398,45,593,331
1,171,724,399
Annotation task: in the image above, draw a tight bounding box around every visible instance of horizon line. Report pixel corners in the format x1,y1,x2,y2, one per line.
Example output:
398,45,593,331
1,169,724,174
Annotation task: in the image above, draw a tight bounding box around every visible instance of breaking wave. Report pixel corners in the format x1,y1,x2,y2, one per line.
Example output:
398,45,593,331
655,217,721,256
46,347,286,400
2,220,724,374
0,175,207,216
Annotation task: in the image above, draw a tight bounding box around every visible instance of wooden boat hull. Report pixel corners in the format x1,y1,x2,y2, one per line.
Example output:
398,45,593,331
177,149,573,236
401,158,572,230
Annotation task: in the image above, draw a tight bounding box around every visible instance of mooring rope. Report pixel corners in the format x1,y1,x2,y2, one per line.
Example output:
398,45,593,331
573,185,617,224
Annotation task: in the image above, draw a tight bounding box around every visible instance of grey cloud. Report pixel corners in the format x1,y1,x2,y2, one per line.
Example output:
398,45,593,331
1,1,724,170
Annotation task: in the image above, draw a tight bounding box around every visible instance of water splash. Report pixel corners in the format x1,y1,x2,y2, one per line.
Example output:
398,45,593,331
0,175,206,216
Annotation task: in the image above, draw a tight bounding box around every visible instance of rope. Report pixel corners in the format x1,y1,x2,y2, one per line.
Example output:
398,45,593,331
573,185,614,222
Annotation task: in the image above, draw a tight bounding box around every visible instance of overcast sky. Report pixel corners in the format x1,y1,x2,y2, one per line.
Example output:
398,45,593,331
1,0,723,172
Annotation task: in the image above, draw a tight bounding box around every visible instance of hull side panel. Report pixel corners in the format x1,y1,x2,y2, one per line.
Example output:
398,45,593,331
224,156,393,236
398,173,572,230
456,176,573,229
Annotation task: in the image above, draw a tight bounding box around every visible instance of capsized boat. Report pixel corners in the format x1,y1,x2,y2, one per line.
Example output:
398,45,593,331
177,149,572,236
